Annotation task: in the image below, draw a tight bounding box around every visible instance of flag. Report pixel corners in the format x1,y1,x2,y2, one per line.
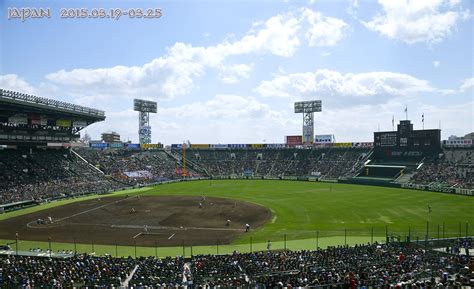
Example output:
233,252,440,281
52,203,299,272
392,115,394,126
404,106,407,113
422,113,424,122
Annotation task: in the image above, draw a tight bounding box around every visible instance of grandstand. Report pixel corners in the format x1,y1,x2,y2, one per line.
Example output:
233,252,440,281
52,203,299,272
0,89,472,288
1,238,472,287
0,90,119,210
0,89,105,145
0,88,472,210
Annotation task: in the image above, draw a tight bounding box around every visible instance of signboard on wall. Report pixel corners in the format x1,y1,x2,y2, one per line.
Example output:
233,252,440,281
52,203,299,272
286,135,303,147
314,134,334,144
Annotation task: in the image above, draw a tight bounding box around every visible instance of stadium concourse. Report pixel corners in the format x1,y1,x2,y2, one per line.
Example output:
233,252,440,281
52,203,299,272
0,238,472,287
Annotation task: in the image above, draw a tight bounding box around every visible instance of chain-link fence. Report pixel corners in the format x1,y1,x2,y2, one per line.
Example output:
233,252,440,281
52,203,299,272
3,221,471,258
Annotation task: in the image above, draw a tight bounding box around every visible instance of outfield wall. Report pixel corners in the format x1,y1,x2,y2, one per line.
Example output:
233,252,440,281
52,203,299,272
209,175,474,197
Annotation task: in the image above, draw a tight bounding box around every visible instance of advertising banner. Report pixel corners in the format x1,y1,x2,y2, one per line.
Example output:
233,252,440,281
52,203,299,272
73,120,87,127
210,144,228,149
171,144,183,149
286,135,303,147
90,142,108,149
314,134,334,144
40,116,48,126
266,143,286,148
141,143,163,150
109,143,124,148
250,144,264,148
333,142,352,148
190,144,210,149
29,115,41,125
8,114,27,125
126,143,140,150
56,119,72,127
229,144,247,148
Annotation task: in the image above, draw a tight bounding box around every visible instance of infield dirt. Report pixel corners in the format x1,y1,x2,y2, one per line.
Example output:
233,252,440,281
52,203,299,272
0,195,271,246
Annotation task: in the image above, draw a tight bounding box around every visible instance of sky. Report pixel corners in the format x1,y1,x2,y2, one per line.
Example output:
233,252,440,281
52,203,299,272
0,0,473,144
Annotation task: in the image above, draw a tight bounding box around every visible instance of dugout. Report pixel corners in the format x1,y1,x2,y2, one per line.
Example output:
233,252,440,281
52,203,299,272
0,200,38,213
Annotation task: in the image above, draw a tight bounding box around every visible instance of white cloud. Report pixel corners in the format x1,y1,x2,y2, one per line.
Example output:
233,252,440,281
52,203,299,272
220,63,254,84
315,101,473,141
0,74,38,94
230,12,301,57
362,0,470,44
433,60,440,68
43,10,307,104
460,77,474,92
155,94,297,143
161,94,281,120
346,0,359,19
302,8,349,47
255,69,434,105
418,101,473,136
42,7,348,106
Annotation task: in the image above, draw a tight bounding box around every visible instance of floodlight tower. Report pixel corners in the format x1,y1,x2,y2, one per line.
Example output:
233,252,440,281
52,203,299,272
294,100,322,144
133,99,157,144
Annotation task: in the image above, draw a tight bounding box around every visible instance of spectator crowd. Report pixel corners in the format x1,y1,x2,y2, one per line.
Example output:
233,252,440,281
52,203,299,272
178,147,371,179
410,149,474,189
1,146,472,205
0,149,123,205
1,238,472,288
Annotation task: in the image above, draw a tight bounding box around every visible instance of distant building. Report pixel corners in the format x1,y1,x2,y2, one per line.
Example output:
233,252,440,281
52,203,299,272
101,131,121,143
443,134,473,147
464,132,474,140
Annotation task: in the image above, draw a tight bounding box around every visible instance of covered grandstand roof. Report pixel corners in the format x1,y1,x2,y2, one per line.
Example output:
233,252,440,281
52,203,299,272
0,89,105,121
0,89,106,146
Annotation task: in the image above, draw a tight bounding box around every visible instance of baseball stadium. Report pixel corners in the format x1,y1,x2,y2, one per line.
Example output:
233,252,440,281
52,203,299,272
1,0,474,287
0,88,473,287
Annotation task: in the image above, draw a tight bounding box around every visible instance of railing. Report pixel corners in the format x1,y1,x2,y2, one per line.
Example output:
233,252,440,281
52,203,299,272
0,89,105,117
2,224,471,259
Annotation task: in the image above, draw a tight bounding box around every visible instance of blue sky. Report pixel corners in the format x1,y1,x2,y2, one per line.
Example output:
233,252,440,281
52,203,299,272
1,0,472,143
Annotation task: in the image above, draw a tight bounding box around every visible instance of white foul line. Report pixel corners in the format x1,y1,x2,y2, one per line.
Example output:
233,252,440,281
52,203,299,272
168,233,175,240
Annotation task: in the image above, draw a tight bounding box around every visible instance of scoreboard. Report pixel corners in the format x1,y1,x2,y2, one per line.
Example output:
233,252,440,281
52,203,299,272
374,120,441,160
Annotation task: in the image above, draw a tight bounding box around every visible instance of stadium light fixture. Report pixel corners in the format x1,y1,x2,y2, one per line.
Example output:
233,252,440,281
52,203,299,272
134,99,157,144
294,100,322,144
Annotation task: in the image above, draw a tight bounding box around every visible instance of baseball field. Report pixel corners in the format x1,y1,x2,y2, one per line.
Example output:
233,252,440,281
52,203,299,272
0,180,472,257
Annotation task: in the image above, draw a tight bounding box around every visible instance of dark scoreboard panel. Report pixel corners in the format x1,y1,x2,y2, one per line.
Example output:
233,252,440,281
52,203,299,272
374,120,441,160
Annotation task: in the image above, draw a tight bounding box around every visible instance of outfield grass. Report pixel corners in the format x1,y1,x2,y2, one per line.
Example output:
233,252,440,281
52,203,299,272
1,180,472,257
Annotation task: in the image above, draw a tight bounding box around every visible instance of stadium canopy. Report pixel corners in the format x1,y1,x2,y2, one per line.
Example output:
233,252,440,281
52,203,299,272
0,89,105,146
